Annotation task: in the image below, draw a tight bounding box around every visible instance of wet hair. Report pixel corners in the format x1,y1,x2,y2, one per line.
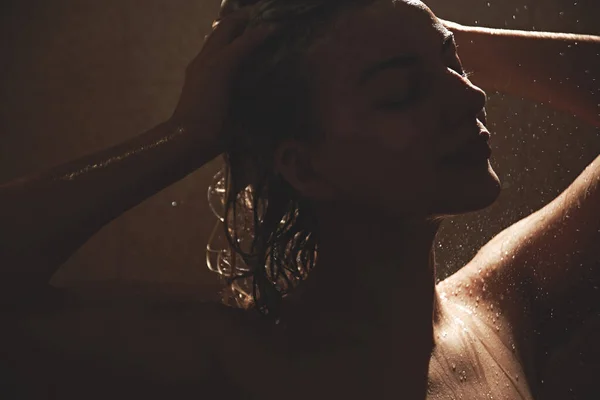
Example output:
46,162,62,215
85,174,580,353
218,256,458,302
208,0,374,321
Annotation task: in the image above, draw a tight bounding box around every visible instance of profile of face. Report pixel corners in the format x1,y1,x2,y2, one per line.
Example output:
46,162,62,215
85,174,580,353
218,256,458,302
274,0,502,221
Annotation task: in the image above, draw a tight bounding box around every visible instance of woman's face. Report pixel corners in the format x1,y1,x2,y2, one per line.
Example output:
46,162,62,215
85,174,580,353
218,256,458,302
276,0,501,219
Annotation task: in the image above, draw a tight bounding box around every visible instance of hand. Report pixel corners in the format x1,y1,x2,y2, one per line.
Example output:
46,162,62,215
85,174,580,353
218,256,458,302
170,5,279,156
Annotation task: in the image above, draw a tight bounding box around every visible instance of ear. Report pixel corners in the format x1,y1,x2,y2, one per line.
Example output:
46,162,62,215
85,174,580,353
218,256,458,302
273,139,335,201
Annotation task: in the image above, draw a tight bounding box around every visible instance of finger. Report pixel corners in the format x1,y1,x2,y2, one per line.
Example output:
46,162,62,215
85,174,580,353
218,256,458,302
202,8,255,56
218,24,281,71
218,0,260,19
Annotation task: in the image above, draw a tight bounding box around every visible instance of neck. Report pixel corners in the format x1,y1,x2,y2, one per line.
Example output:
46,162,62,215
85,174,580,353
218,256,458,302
279,207,446,354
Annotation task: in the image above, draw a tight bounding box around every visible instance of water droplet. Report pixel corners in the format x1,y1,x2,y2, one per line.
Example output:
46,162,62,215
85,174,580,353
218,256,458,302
559,11,564,17
452,363,456,371
171,201,178,207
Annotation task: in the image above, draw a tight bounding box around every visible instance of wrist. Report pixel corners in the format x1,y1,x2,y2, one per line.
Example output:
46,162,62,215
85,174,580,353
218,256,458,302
164,117,223,163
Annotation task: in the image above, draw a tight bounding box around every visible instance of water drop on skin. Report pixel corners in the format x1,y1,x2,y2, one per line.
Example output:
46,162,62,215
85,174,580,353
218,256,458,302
171,201,178,207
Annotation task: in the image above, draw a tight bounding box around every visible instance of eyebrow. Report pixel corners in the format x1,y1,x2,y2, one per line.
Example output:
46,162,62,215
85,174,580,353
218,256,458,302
357,32,455,86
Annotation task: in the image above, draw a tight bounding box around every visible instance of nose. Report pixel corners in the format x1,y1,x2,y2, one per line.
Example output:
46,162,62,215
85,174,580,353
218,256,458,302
443,68,488,128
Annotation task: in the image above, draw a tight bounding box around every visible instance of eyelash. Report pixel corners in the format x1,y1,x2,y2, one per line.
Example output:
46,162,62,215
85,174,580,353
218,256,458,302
378,89,419,110
460,69,475,79
377,67,474,110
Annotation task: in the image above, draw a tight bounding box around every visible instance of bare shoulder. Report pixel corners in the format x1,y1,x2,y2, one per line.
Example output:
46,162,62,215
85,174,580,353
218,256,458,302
437,245,538,385
7,281,245,385
438,250,533,333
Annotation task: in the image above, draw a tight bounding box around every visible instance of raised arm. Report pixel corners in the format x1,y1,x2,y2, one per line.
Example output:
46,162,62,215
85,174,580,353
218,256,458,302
0,120,215,306
0,7,280,308
441,20,600,128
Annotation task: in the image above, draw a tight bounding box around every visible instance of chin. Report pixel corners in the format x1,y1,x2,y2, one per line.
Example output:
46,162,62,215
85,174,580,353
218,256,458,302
432,162,502,216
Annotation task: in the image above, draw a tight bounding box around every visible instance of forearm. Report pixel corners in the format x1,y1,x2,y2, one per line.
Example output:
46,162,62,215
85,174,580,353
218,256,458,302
452,25,600,128
0,119,217,302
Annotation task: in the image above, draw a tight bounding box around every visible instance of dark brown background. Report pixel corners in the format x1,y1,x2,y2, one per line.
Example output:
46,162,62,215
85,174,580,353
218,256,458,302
0,0,598,297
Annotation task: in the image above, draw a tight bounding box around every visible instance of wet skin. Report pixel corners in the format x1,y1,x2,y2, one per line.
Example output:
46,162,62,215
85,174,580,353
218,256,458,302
4,0,600,399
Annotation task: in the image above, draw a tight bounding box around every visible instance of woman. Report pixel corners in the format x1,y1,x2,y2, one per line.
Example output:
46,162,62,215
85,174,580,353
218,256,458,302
1,0,598,399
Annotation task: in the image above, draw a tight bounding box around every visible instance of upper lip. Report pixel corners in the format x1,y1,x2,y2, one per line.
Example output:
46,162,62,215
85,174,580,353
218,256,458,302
440,129,492,163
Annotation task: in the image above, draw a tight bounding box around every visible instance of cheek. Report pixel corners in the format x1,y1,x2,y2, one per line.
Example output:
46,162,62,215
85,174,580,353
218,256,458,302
321,140,439,210
374,120,422,151
361,105,434,153
318,107,439,202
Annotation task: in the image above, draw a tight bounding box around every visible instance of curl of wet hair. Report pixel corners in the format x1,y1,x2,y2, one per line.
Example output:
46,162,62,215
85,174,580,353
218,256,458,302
207,0,373,321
